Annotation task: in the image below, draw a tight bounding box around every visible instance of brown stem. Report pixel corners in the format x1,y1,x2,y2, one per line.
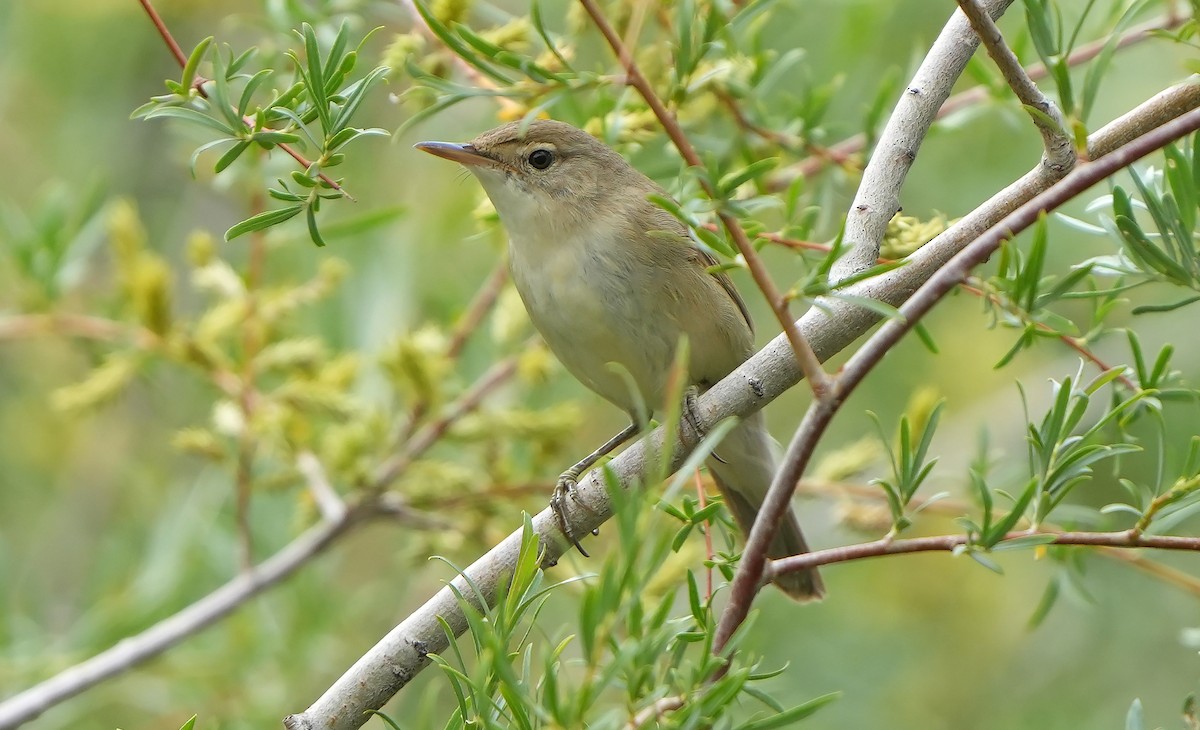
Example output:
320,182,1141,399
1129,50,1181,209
136,0,352,198
769,530,1200,576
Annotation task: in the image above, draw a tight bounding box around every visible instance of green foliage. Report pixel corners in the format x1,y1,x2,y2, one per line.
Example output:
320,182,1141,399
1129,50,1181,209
4,0,1200,728
133,21,389,247
413,477,838,729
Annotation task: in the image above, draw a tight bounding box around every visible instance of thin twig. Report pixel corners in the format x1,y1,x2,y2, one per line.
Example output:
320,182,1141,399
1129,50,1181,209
958,278,1138,391
957,0,1074,173
797,479,1200,597
624,695,687,730
298,450,349,522
0,313,251,403
0,501,385,729
770,12,1186,189
575,0,831,397
769,530,1200,576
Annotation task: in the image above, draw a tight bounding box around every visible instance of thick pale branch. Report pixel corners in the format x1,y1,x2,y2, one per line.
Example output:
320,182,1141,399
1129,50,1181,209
832,0,1014,280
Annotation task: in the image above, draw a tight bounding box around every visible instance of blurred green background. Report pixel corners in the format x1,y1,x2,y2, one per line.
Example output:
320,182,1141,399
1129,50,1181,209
2,1,1199,729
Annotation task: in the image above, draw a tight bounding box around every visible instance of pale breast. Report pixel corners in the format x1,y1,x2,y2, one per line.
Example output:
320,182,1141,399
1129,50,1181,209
508,219,751,416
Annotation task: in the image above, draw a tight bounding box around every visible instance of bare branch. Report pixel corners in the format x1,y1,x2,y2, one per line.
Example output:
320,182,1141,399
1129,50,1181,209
0,502,386,729
769,531,1200,577
957,0,1074,172
298,451,349,522
832,0,1014,280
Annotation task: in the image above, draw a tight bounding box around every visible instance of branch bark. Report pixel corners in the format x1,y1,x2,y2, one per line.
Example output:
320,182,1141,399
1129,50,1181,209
769,531,1200,576
832,0,1014,280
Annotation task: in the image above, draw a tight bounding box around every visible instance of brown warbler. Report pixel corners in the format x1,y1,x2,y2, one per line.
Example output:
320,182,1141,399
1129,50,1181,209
416,120,822,600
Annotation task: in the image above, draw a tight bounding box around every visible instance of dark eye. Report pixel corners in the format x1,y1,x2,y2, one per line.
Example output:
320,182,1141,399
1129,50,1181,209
528,149,554,170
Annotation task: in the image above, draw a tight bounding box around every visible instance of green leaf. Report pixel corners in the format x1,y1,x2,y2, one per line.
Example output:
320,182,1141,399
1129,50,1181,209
181,37,214,92
330,64,391,135
718,158,779,196
1027,574,1061,628
224,206,303,241
213,139,251,173
1126,698,1144,730
737,692,840,729
983,479,1036,546
238,69,274,117
143,105,238,136
251,130,302,148
301,23,331,131
305,204,327,248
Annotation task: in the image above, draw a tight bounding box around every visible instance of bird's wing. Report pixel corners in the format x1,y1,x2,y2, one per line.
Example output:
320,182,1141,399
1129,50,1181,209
695,246,754,334
643,193,755,334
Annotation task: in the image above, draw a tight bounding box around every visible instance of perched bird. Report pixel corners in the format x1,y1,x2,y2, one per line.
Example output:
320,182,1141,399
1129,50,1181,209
416,120,823,600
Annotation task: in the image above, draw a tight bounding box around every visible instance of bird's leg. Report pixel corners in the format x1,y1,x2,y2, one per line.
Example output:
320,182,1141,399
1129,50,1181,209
552,421,640,557
682,386,726,464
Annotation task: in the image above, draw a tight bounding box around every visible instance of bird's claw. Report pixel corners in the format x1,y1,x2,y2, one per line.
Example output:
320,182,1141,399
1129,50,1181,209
552,473,591,558
683,387,726,464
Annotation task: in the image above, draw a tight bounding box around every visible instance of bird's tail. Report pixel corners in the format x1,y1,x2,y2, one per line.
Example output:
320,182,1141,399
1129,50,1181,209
705,411,824,602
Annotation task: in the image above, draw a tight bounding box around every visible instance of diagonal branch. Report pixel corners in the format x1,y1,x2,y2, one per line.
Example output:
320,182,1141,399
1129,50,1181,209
832,0,1014,281
0,500,395,728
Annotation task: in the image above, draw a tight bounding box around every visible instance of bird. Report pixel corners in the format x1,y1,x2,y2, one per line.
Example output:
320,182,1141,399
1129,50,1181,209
416,119,823,601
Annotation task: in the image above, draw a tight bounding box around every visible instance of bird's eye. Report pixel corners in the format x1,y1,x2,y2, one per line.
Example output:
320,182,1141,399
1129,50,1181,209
528,149,555,170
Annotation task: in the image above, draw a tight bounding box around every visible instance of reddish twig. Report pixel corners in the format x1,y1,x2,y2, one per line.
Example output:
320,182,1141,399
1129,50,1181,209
769,530,1200,577
136,0,353,199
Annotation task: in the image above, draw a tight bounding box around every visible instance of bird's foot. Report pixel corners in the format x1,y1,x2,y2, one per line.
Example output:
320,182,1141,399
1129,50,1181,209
683,386,726,464
552,471,595,558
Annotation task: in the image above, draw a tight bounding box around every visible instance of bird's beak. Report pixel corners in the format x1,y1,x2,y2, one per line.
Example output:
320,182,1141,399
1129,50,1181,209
414,141,493,167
